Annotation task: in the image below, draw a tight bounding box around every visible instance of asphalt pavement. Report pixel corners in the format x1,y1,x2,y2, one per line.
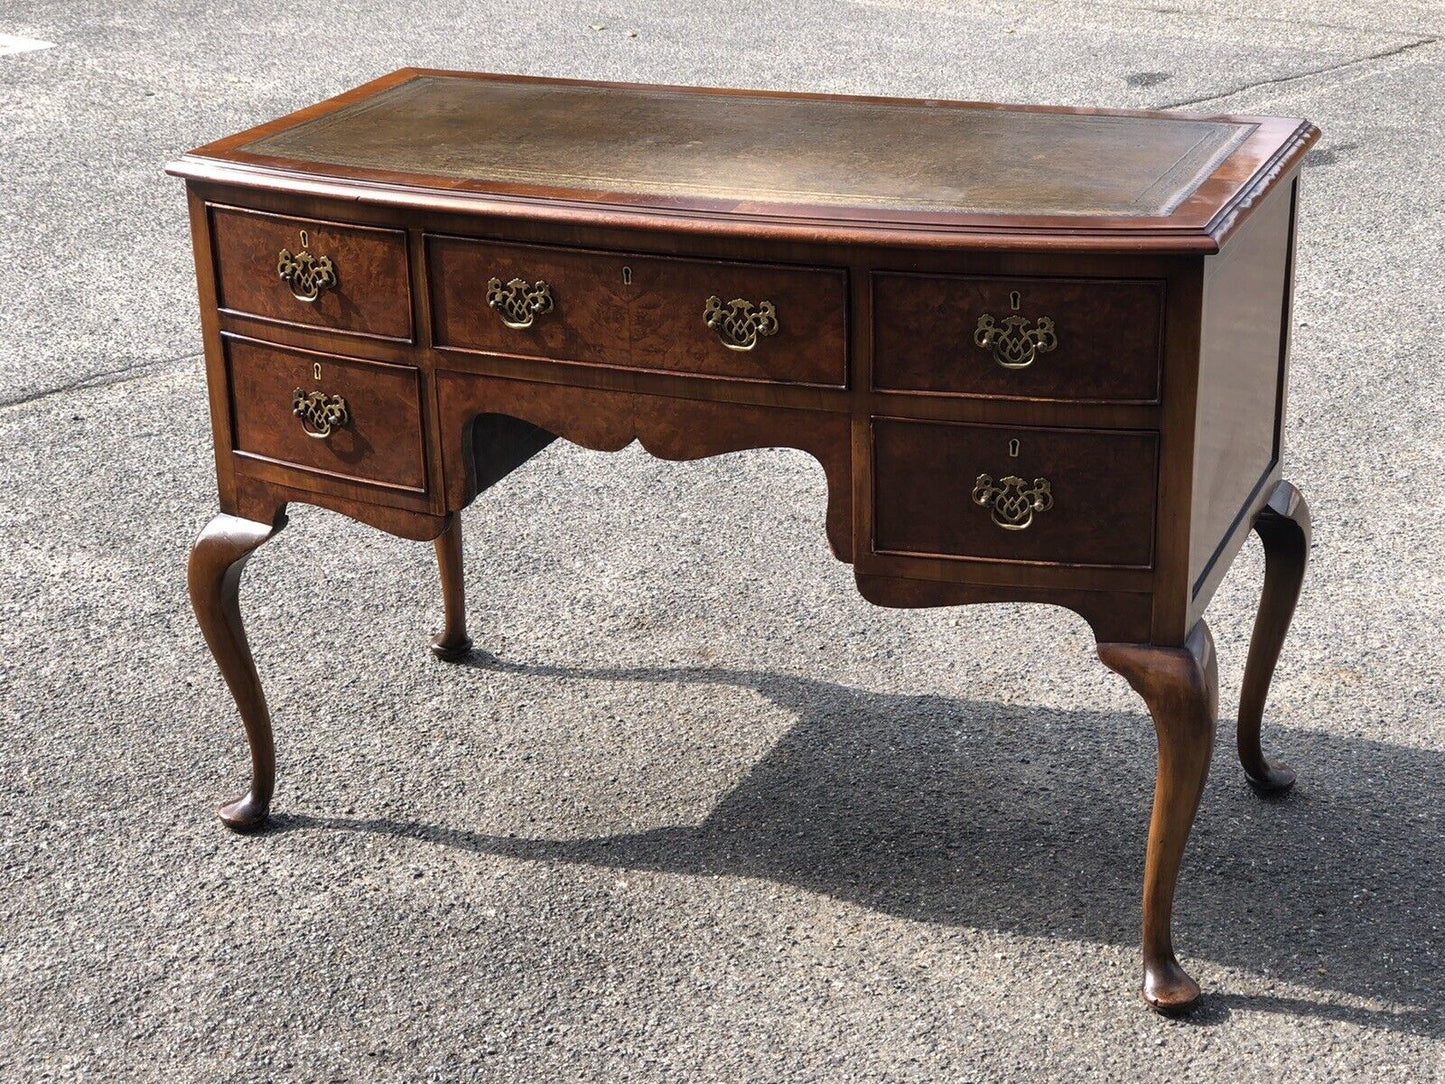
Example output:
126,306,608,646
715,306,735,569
1,2,1442,1080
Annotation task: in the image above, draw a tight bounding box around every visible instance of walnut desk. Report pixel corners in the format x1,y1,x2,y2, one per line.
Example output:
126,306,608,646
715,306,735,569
170,70,1317,1012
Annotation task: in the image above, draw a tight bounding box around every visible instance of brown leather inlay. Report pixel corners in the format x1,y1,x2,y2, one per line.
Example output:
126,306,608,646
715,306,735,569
241,75,1254,218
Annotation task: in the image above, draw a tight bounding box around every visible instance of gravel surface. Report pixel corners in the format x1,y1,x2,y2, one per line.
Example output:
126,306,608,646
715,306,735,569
1,2,1442,1081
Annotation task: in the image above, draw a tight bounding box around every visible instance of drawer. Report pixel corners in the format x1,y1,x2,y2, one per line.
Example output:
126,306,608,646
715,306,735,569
872,418,1158,567
225,338,426,492
209,206,413,341
872,273,1163,402
428,237,847,387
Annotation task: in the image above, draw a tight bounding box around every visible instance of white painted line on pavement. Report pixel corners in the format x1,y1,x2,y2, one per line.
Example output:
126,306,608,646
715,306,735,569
0,34,56,57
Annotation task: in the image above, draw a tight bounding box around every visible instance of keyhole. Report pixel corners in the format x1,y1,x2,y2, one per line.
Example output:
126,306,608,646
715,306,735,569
1008,439,1020,458
313,362,322,382
622,266,632,285
300,229,310,249
1010,290,1021,311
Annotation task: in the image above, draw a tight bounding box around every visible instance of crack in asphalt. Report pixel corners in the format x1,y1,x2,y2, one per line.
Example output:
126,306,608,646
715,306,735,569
1157,35,1439,109
0,351,202,413
1082,0,1441,37
857,0,1441,39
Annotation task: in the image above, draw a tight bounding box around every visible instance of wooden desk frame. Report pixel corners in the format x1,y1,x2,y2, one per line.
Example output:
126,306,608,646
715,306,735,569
172,70,1317,1013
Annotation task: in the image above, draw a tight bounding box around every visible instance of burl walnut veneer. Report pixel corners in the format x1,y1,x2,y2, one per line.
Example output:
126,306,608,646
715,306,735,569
170,70,1317,1013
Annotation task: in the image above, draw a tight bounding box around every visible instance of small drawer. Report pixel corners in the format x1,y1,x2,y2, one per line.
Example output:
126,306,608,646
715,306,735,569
209,206,413,341
872,418,1158,568
428,236,847,387
872,273,1162,402
225,338,426,492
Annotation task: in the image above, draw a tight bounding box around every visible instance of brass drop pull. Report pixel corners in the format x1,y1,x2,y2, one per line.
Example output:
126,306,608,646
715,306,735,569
972,473,1053,530
292,388,349,439
486,277,554,329
276,229,337,303
973,293,1058,369
703,295,779,352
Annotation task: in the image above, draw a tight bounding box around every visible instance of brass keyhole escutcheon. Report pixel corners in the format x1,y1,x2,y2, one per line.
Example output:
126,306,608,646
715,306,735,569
622,265,633,285
313,362,323,382
1008,438,1020,458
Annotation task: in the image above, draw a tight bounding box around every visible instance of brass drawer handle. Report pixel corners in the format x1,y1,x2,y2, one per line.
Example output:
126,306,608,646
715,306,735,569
973,313,1058,370
276,230,337,303
972,473,1053,530
703,295,779,352
292,389,350,439
487,277,554,329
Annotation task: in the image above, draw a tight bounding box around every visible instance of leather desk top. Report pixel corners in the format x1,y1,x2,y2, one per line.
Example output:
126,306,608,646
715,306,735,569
171,69,1317,251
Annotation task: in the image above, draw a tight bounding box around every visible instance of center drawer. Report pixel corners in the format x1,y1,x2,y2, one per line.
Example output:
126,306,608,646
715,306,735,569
427,237,848,387
224,337,427,493
872,418,1158,568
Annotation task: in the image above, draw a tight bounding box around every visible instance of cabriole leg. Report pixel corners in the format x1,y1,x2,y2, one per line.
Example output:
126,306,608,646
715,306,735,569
1238,480,1310,792
1098,621,1219,1012
430,516,473,661
188,512,286,832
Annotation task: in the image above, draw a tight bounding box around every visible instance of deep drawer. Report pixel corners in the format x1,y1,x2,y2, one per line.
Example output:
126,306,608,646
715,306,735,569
872,273,1163,402
427,236,848,387
210,206,413,341
872,418,1158,568
225,338,426,492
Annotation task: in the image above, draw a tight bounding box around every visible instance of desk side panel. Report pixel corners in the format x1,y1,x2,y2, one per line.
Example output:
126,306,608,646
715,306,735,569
186,185,240,512
1187,174,1298,613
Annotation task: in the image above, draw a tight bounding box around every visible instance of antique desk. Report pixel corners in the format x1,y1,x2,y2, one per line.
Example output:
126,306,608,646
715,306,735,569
170,70,1317,1012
